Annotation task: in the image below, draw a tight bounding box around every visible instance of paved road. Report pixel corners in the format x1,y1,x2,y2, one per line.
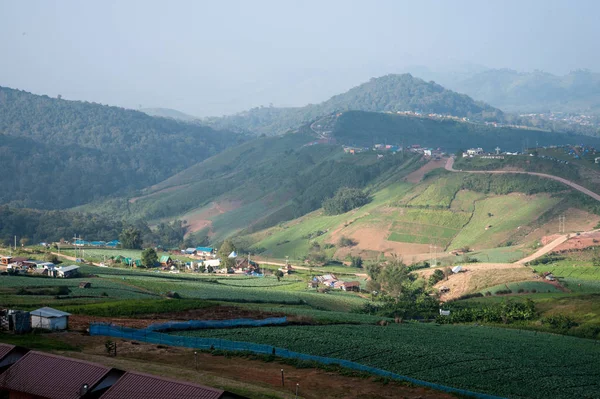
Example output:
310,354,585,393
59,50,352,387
445,157,600,202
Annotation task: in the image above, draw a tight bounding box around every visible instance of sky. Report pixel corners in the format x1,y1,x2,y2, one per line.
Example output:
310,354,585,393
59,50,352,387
1,0,598,117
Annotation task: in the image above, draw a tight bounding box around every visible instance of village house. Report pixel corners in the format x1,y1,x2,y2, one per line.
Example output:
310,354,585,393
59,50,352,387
30,307,71,331
56,265,80,278
159,255,173,267
196,247,215,257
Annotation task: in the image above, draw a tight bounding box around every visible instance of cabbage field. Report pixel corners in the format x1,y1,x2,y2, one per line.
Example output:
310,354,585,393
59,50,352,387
173,323,600,399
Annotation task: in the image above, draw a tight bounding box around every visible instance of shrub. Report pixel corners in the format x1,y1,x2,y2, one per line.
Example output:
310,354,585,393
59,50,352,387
338,236,357,247
542,314,578,330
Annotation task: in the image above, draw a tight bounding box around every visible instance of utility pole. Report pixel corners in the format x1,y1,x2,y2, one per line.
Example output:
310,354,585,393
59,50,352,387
559,215,566,234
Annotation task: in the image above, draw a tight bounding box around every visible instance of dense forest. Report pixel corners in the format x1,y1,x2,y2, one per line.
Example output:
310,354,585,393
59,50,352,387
0,87,242,208
0,206,188,248
204,74,504,136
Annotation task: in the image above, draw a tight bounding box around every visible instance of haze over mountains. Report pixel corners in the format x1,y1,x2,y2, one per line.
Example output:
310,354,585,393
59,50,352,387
406,66,600,115
204,74,505,136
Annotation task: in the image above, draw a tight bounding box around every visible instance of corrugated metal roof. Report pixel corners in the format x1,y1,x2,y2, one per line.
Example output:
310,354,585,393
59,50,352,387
58,265,80,273
0,351,111,399
0,344,15,360
99,371,224,399
30,307,71,318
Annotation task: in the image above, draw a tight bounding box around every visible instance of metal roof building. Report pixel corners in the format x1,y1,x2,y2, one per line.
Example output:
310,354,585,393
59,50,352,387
0,349,246,399
0,351,114,399
99,371,243,399
30,307,71,330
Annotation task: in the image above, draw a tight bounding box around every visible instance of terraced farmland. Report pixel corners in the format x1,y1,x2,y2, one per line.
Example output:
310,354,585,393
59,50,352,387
387,209,469,248
407,176,461,208
172,323,600,399
449,194,560,250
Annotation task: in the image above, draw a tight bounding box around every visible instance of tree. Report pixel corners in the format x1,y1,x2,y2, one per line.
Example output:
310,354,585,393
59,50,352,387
350,256,363,268
218,239,236,270
306,241,327,267
119,227,142,249
322,187,370,215
141,248,158,268
380,256,410,298
19,237,29,247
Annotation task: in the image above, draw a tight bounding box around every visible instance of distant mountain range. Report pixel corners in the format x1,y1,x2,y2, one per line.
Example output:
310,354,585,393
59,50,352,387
204,74,504,136
409,67,600,115
0,87,240,209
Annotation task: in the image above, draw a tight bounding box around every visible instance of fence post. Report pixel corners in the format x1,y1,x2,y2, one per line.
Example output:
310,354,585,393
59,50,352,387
281,369,284,386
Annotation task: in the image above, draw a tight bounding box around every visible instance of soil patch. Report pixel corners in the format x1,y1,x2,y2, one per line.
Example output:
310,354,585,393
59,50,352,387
554,230,600,252
334,226,430,260
51,333,456,399
404,159,445,183
184,200,243,235
69,305,285,331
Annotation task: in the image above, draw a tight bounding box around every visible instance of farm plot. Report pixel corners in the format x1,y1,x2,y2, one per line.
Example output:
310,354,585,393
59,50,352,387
171,323,600,399
480,281,561,295
408,176,461,208
387,209,469,248
100,274,367,312
0,275,156,307
449,194,559,250
449,190,486,212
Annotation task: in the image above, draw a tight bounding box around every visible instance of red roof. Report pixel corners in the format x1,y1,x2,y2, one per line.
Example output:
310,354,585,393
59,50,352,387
0,351,111,399
100,371,224,399
0,344,15,360
343,281,360,287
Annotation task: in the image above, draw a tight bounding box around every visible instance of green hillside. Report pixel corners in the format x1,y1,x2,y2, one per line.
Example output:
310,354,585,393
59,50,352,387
333,111,600,151
83,131,425,243
0,86,240,209
245,169,595,261
205,74,504,136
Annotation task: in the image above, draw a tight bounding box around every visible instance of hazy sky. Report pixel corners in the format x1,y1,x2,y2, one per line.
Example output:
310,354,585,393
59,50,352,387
1,0,598,116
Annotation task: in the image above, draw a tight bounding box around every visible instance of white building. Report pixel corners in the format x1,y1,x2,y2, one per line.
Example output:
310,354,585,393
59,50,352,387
466,148,484,156
30,307,71,331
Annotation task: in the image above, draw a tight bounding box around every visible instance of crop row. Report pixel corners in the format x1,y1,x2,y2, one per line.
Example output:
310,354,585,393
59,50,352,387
173,323,600,399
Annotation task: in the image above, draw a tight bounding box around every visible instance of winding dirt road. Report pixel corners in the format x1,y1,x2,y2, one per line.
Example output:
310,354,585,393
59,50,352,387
445,157,600,202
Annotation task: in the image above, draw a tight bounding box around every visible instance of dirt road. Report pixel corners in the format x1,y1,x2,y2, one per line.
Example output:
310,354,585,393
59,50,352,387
445,157,600,202
515,234,570,264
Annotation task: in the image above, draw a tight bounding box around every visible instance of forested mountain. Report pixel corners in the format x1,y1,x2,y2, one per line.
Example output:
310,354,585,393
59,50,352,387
333,111,600,151
82,128,425,242
140,107,200,122
445,69,600,114
204,74,504,136
81,110,600,245
0,87,241,209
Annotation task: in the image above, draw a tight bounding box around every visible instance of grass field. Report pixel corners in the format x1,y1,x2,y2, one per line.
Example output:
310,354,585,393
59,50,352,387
387,209,469,248
250,182,414,260
449,194,559,250
170,322,600,399
480,280,561,295
469,246,526,263
449,190,486,212
407,176,461,208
